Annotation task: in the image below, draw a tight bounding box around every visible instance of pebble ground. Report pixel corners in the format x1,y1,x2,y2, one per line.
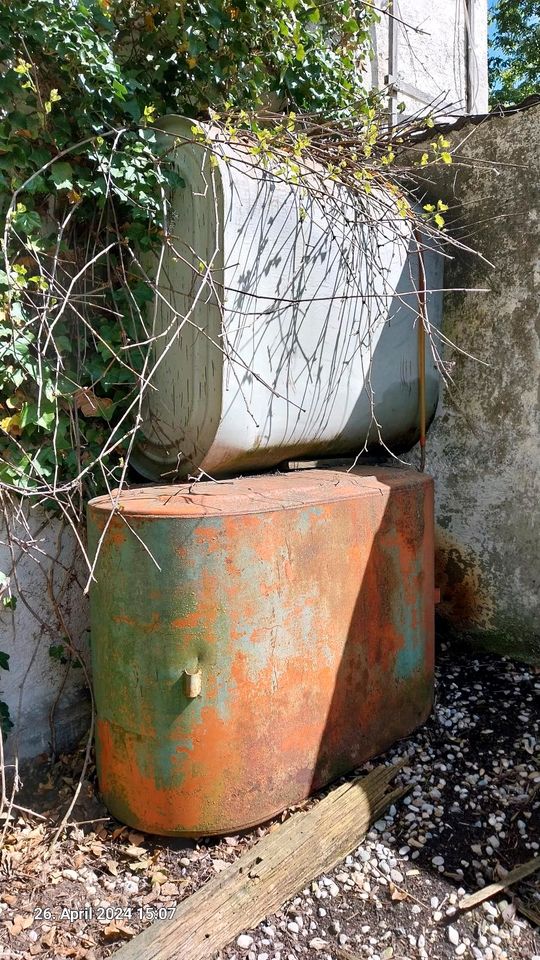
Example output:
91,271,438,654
0,643,538,960
218,643,539,960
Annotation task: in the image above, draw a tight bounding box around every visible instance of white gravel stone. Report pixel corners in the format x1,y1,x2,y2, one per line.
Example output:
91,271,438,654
237,935,254,950
448,926,459,946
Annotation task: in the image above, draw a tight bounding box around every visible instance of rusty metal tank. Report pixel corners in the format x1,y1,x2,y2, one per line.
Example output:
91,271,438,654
88,467,435,836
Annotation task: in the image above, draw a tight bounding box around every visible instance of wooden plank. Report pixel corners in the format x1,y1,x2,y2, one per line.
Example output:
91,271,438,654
514,897,540,927
115,763,406,960
458,857,540,912
384,75,435,106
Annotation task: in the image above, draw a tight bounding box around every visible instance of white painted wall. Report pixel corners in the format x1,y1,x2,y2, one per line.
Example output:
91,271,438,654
370,0,488,117
0,507,90,760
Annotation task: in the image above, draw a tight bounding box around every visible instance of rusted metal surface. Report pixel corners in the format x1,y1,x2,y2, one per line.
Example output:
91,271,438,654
88,467,435,837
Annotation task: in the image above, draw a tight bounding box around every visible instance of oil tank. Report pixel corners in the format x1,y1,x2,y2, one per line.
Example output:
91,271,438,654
88,467,435,836
132,117,443,481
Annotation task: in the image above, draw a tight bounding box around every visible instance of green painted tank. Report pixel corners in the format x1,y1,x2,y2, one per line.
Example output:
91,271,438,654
88,467,435,836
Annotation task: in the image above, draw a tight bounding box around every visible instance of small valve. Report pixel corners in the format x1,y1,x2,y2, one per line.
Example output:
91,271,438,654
184,669,202,698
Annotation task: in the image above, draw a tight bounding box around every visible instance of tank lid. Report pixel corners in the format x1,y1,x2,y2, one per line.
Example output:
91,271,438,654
88,468,430,519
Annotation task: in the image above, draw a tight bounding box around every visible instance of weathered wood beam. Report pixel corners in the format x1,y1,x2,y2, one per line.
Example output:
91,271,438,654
115,763,407,960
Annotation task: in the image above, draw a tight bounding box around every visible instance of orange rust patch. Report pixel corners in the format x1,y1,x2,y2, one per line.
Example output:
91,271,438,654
171,611,201,630
435,527,495,630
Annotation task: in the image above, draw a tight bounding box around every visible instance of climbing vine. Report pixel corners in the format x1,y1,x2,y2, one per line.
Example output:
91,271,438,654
0,0,379,498
0,0,460,747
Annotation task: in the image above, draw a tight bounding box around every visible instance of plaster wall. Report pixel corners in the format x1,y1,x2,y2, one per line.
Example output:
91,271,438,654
370,0,488,115
0,508,90,760
417,104,540,662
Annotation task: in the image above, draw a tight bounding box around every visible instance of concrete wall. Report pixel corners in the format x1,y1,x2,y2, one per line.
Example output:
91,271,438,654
370,0,488,116
0,506,90,760
418,103,540,663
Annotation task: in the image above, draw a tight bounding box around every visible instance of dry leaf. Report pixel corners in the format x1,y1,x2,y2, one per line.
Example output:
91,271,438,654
389,881,408,901
103,921,136,941
38,776,55,793
2,894,17,906
128,831,145,846
111,826,128,841
212,858,229,873
106,859,119,876
160,882,179,897
73,387,113,418
42,925,57,947
123,844,146,859
150,871,168,886
1,413,22,437
6,913,34,936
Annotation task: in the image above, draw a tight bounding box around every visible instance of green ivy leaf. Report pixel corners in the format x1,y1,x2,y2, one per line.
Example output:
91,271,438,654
0,701,13,736
12,207,41,236
49,643,68,664
50,161,74,190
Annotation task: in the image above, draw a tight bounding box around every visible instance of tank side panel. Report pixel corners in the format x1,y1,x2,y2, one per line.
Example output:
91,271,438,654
132,118,225,479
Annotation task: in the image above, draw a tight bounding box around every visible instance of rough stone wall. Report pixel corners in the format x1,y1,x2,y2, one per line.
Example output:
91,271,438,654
420,103,540,663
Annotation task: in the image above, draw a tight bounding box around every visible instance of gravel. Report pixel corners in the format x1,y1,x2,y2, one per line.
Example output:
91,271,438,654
216,643,539,960
1,643,538,960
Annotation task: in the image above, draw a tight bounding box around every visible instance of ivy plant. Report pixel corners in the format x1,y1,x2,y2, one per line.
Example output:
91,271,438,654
0,0,377,500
